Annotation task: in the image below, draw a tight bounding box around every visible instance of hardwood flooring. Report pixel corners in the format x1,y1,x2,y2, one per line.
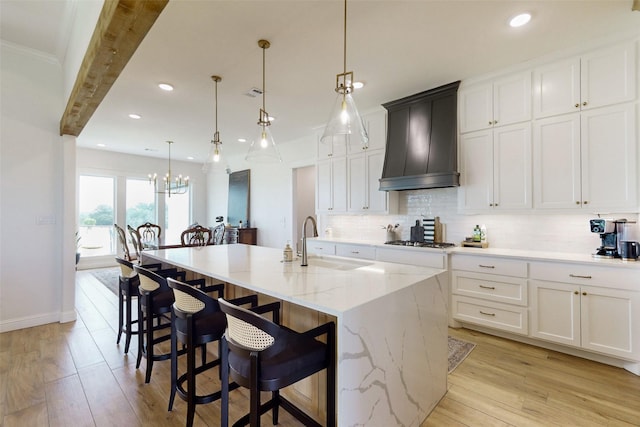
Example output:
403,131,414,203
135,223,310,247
1,270,639,426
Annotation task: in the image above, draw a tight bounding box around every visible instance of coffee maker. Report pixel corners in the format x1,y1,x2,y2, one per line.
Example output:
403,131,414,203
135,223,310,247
589,218,634,258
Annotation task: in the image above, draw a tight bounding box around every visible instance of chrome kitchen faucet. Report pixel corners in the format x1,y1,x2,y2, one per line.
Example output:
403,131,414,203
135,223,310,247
300,216,318,266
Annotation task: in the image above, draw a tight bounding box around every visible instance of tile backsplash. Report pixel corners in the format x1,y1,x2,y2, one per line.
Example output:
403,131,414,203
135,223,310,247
319,187,639,254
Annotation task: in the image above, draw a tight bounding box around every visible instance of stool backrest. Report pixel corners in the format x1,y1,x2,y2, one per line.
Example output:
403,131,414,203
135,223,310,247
127,225,143,260
115,256,136,279
134,264,165,292
114,224,133,261
218,298,276,351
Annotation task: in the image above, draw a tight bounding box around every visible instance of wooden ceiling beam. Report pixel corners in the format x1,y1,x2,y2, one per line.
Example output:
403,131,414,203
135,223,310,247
59,0,169,136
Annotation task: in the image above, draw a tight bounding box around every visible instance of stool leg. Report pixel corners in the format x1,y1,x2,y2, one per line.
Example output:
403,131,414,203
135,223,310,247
117,280,125,344
168,312,178,411
124,289,133,354
136,299,144,369
250,353,260,427
272,391,279,425
144,304,154,383
221,338,229,427
186,321,196,427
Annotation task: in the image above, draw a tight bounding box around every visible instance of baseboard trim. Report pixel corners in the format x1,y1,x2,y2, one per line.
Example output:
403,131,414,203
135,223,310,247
0,311,71,333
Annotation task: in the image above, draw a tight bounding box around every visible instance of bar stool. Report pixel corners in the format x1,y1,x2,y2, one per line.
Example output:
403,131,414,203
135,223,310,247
134,264,203,383
166,278,259,427
114,256,162,354
218,298,336,427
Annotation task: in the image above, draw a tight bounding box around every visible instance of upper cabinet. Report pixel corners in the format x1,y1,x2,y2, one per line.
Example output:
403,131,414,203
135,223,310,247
459,72,532,133
533,42,636,119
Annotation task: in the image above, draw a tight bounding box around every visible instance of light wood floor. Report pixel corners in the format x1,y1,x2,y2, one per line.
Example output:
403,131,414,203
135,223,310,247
0,270,639,426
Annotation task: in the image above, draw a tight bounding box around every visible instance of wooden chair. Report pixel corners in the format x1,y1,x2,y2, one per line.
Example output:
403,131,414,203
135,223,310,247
181,225,212,247
137,222,161,248
166,278,258,427
127,225,146,260
218,298,336,427
212,223,225,245
115,223,135,262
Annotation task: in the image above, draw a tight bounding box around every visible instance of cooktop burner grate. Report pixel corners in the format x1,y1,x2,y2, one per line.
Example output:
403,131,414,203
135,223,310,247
385,240,456,248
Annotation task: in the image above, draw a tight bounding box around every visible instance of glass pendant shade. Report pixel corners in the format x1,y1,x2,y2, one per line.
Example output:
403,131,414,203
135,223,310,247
202,138,224,173
321,91,369,146
245,125,281,162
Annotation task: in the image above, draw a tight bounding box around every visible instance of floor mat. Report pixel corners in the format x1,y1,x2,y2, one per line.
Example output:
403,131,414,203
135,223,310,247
448,336,476,373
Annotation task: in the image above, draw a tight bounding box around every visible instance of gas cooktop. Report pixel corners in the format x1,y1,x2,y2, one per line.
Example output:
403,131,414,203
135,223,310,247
385,240,456,249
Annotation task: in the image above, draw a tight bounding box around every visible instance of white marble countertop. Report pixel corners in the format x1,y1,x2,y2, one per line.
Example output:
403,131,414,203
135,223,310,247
311,237,640,268
143,244,446,317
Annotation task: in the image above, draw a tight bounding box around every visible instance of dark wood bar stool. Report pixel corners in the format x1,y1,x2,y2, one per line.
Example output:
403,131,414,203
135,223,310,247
218,298,336,427
166,278,258,427
133,265,203,383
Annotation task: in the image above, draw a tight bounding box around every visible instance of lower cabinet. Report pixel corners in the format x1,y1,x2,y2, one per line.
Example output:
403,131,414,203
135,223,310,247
450,254,528,335
529,262,640,361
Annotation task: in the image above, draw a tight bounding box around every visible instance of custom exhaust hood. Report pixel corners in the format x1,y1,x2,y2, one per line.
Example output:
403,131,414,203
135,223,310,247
379,81,461,191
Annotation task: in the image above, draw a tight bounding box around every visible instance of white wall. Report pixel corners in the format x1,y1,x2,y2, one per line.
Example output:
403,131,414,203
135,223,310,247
0,43,66,331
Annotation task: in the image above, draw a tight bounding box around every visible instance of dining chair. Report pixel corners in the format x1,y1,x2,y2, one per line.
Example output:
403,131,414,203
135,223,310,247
115,223,136,262
212,223,225,245
181,225,213,247
166,278,259,427
218,298,336,427
137,222,162,248
127,225,146,260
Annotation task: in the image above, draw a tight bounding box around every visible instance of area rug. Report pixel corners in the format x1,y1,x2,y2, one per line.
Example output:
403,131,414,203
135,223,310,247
448,336,476,373
91,267,120,295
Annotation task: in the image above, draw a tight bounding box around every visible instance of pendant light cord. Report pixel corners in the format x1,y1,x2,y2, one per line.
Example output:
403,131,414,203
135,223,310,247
214,79,218,134
262,43,266,114
343,0,347,76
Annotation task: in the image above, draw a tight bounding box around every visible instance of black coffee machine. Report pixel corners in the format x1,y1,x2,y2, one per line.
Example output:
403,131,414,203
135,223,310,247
590,218,627,258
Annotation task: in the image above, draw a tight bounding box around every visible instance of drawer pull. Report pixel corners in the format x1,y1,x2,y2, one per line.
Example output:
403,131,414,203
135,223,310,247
351,251,360,254
479,310,496,317
479,285,496,290
478,264,495,269
569,274,592,279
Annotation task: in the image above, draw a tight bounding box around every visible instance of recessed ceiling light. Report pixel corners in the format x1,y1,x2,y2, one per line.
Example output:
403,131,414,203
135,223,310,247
158,83,174,91
509,13,531,28
97,143,106,147
187,156,194,160
238,138,247,143
353,81,364,89
128,113,141,119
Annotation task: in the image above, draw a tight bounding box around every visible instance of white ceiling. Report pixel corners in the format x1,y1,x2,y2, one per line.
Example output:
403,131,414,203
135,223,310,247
2,0,640,164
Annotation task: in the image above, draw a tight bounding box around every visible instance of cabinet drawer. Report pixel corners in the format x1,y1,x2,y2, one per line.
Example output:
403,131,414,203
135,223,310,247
307,241,335,256
452,295,528,335
375,247,445,269
451,254,527,277
529,262,639,290
451,271,527,306
335,244,376,260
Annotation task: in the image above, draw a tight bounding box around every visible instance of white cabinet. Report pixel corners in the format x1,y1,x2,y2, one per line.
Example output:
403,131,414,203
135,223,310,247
375,247,446,269
459,123,532,211
533,103,637,210
529,262,640,361
316,157,347,213
347,149,395,213
305,240,336,256
459,71,531,133
335,243,376,260
348,109,387,153
450,254,529,335
533,42,636,119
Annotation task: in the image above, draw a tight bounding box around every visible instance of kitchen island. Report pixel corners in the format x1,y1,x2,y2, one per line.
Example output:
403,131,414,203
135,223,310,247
143,244,449,426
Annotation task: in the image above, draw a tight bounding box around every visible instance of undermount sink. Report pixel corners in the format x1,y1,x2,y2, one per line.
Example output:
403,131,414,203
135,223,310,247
306,256,372,271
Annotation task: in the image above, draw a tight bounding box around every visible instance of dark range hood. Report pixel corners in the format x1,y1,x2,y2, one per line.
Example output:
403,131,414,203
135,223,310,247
379,81,461,191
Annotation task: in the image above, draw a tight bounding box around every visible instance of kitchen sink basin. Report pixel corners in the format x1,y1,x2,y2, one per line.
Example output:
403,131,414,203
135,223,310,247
306,256,372,271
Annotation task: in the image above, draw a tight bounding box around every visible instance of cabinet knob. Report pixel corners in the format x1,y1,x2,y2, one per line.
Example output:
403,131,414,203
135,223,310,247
582,101,587,106
576,201,580,205
328,153,333,157
582,291,587,296
494,203,498,207
494,120,498,125
489,203,493,207
489,121,493,126
583,201,588,204
575,103,580,108
574,291,579,295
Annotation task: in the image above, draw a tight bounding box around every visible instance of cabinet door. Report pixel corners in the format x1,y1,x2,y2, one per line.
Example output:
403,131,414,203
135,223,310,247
459,82,493,133
316,159,333,212
366,150,387,212
360,110,387,152
493,123,532,209
533,114,582,209
347,153,367,212
529,280,581,347
492,71,531,127
581,286,640,360
332,157,348,212
459,130,493,210
533,58,581,118
581,42,636,111
581,103,637,210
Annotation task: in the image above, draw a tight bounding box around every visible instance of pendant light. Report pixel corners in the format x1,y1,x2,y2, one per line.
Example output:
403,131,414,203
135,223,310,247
149,141,189,197
320,0,368,148
246,39,282,163
203,75,225,173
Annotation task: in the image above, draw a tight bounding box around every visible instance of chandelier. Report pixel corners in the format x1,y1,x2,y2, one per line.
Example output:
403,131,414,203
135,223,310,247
321,0,368,148
203,75,224,173
149,140,189,197
246,39,282,162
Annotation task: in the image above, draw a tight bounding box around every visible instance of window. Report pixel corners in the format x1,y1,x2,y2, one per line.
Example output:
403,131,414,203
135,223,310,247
126,178,156,228
78,175,115,257
164,189,191,244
